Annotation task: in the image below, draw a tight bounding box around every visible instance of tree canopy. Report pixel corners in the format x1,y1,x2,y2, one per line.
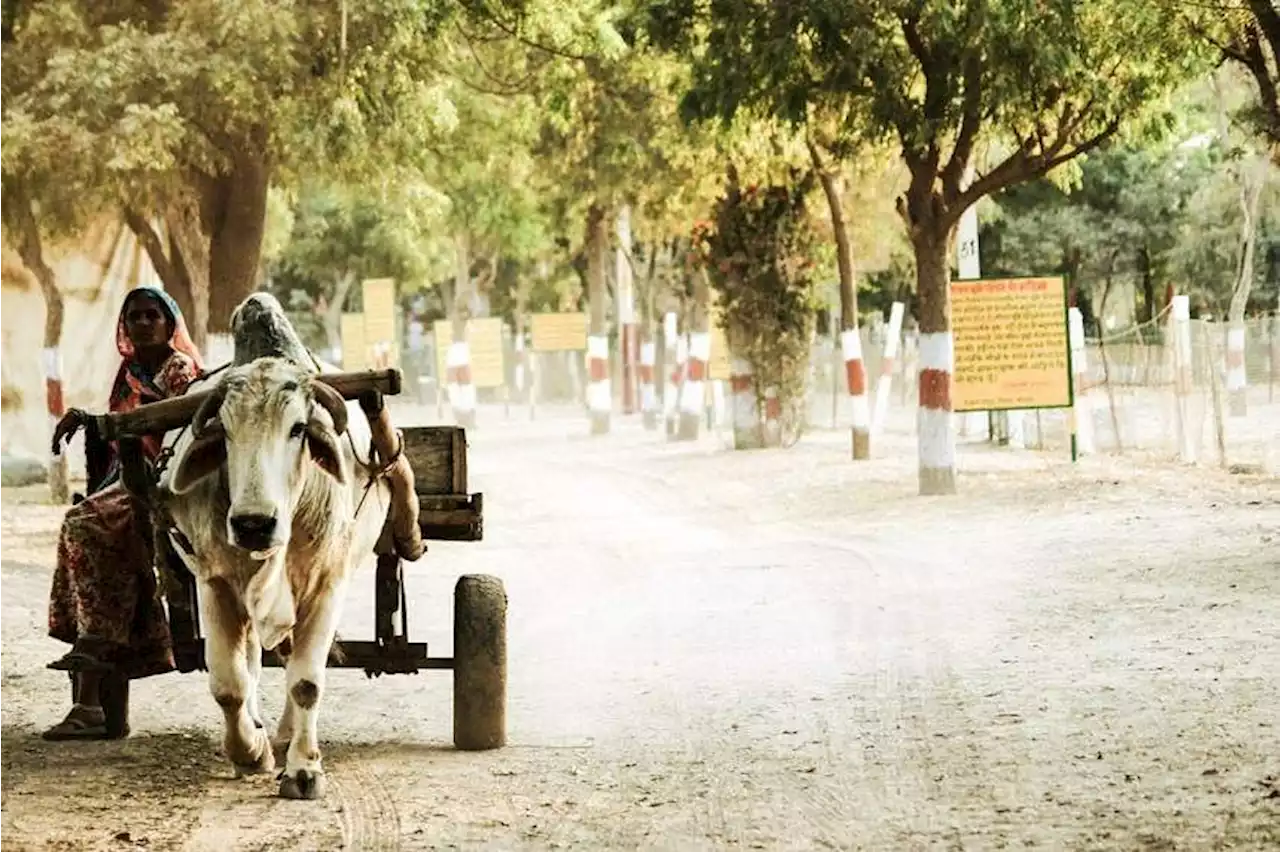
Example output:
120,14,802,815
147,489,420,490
5,0,1275,482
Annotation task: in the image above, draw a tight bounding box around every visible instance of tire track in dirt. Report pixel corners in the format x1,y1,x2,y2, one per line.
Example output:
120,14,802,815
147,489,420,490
330,761,402,851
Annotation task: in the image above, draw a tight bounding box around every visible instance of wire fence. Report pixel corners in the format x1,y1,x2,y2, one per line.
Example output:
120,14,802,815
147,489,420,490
801,313,1280,472
394,309,1277,473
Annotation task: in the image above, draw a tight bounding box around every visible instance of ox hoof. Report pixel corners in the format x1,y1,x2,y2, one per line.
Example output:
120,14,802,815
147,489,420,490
278,768,327,800
230,732,276,777
232,751,276,778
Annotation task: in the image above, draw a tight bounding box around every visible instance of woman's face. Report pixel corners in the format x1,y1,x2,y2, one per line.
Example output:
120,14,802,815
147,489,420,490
123,294,172,349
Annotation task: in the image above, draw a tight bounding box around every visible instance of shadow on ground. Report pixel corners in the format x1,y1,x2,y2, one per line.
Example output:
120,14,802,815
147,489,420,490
2,724,219,850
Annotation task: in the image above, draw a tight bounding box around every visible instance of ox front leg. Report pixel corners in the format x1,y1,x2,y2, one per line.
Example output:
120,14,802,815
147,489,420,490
278,588,345,800
203,578,275,777
244,625,265,731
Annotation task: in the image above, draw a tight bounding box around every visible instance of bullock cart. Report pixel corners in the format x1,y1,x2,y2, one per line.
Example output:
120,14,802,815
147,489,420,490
91,366,506,751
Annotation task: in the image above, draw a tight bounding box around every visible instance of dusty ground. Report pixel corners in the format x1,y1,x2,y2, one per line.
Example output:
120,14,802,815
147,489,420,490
2,401,1278,851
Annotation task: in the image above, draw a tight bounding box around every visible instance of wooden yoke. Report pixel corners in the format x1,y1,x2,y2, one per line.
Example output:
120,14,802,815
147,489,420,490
94,368,403,442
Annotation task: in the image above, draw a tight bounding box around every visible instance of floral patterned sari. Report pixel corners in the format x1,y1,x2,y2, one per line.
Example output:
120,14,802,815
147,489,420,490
48,286,204,679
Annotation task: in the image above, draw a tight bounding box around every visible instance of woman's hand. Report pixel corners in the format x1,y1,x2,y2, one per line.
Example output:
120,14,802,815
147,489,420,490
51,408,90,455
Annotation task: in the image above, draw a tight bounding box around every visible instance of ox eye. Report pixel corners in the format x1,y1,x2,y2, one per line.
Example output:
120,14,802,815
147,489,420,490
289,422,306,440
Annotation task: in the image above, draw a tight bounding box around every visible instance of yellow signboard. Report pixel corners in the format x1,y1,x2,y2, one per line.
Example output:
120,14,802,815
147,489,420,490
340,313,368,371
950,276,1071,412
530,312,588,352
433,317,506,388
361,278,398,368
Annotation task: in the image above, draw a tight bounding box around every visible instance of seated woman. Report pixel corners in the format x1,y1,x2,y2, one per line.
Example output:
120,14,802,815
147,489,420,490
42,285,204,741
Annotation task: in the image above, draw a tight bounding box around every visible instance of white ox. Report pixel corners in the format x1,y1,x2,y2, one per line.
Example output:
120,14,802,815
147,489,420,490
160,348,392,799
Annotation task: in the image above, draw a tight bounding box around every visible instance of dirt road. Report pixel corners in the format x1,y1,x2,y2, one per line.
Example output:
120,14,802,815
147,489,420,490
3,404,1278,850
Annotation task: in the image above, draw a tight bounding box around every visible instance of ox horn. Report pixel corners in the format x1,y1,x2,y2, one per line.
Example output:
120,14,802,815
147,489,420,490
310,380,349,435
190,383,227,440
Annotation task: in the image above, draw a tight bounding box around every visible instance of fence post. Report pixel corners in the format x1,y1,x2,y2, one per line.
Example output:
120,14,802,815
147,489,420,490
1203,320,1228,467
1171,295,1196,464
1068,307,1095,456
1270,312,1279,403
871,302,905,439
1225,321,1248,417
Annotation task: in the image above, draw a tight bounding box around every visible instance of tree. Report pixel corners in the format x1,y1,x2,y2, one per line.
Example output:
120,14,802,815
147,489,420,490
649,0,1206,494
2,0,459,345
268,181,452,357
1185,0,1280,155
693,162,822,447
0,1,156,498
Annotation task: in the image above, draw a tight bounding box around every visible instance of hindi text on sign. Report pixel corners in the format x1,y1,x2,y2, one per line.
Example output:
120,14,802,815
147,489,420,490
950,276,1071,412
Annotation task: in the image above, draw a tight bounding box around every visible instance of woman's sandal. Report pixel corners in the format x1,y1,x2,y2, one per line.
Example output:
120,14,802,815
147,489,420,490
46,635,120,673
41,704,110,741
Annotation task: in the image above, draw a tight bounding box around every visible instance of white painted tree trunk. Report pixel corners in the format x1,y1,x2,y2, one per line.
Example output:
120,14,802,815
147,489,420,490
918,331,957,494
729,357,762,450
586,335,611,434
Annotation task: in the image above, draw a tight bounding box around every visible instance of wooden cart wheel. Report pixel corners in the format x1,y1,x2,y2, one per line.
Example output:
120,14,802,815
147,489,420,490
453,574,507,750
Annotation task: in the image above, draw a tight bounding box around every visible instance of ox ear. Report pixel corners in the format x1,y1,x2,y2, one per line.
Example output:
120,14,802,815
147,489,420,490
305,418,347,483
169,433,226,494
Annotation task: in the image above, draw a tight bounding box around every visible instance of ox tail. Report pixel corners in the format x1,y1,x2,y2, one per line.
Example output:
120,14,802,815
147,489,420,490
274,633,348,667
328,634,348,666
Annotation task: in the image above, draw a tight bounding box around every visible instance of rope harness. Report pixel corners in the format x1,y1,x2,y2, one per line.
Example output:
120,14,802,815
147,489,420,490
139,355,401,571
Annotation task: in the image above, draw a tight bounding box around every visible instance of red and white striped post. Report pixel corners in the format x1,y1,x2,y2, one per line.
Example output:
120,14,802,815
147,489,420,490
677,331,709,440
1068,307,1095,455
1225,323,1247,417
729,357,762,450
620,323,639,414
616,207,638,415
762,386,782,448
917,331,956,495
513,332,527,404
587,333,611,435
522,336,538,421
663,312,683,438
841,327,871,459
639,339,659,430
43,347,69,503
446,339,476,429
871,301,905,439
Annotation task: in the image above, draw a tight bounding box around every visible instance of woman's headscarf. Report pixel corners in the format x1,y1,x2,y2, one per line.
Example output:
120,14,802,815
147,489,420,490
110,285,205,413
115,285,203,368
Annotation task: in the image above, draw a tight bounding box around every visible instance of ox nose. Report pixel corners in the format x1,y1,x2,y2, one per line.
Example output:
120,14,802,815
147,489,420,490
228,513,279,549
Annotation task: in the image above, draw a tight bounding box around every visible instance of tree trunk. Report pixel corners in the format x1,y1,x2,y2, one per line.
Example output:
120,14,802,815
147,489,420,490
675,263,712,441
7,182,69,503
206,152,272,332
448,233,476,428
912,226,957,496
514,277,531,407
639,244,661,430
809,140,869,460
324,271,357,361
616,207,639,416
1227,153,1269,416
125,205,207,351
163,196,212,353
1137,245,1155,325
586,204,611,434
